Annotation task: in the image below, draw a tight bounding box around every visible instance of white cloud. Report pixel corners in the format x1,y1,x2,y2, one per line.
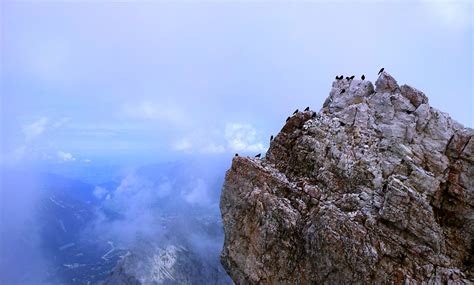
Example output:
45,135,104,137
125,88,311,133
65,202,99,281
93,186,108,199
57,151,75,162
22,117,48,142
124,100,186,125
224,123,266,153
21,116,69,143
115,173,171,199
87,173,161,244
172,123,265,154
171,130,226,154
202,143,226,154
172,138,193,152
181,179,211,206
5,117,74,164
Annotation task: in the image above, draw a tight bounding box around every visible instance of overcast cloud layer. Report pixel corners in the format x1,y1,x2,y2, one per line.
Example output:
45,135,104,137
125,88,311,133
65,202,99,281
1,1,472,165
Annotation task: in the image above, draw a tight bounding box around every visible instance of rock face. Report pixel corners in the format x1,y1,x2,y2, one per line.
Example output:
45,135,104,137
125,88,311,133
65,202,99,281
102,216,234,285
104,244,232,285
220,72,473,284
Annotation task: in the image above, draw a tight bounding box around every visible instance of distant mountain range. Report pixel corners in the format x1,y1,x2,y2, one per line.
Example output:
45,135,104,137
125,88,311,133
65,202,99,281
0,156,233,284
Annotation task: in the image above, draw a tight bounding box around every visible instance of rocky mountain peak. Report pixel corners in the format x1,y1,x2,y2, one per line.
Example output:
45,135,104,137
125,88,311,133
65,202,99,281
220,72,473,284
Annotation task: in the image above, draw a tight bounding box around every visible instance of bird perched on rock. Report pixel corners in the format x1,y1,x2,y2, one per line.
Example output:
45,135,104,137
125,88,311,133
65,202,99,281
340,88,346,94
378,67,384,75
304,106,310,111
255,153,261,158
235,153,238,157
286,116,290,122
293,109,299,115
335,75,340,80
270,135,273,141
345,76,350,80
361,74,365,80
349,75,355,80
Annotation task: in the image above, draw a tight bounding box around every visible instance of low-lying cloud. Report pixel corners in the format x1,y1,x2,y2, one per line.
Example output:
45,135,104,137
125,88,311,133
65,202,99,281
224,123,266,153
86,164,219,248
172,122,266,155
0,169,52,284
57,151,76,162
22,117,49,142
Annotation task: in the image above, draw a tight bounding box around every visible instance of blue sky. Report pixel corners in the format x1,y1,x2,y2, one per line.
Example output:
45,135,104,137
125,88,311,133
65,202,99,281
1,1,472,166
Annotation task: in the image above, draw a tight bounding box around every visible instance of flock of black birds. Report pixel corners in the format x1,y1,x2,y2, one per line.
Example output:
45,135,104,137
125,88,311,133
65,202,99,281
338,68,384,95
235,68,385,159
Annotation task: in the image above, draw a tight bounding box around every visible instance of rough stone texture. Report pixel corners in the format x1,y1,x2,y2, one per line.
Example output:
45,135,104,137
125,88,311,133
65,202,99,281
220,72,473,284
400,84,428,108
105,244,233,285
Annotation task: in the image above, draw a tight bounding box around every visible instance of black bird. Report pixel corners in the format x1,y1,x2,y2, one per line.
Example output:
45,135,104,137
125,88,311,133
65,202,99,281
312,112,317,118
286,116,290,122
361,74,365,80
345,76,350,80
255,153,261,158
235,153,238,157
293,109,299,115
335,75,339,80
349,75,355,80
304,106,310,111
340,88,346,94
270,135,274,141
378,67,384,75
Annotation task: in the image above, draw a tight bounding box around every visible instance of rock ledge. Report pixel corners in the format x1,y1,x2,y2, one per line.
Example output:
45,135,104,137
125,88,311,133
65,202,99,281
220,72,473,284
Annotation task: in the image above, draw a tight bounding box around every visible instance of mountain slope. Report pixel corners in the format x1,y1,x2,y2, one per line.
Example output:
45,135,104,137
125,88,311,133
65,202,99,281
220,72,473,284
101,159,233,284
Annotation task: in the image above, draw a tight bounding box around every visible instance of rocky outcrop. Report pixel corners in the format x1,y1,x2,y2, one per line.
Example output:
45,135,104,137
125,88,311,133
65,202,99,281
220,72,473,284
104,244,232,285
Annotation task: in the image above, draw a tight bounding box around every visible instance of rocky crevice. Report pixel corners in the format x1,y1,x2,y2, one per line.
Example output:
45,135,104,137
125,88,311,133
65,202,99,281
220,72,473,284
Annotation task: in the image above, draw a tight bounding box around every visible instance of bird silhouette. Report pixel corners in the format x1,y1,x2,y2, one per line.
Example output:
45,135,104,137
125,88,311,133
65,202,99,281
255,153,261,158
349,75,355,80
312,112,317,118
270,135,273,141
361,74,365,80
235,153,238,157
378,68,384,75
293,109,299,115
304,106,310,111
345,76,350,80
335,75,339,80
340,89,346,94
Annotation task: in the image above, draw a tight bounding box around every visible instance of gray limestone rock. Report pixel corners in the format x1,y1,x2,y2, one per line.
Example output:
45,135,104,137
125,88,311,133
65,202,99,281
220,72,474,284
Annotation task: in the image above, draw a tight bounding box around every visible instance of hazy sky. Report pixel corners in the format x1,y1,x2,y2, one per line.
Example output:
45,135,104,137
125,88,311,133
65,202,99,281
1,0,472,165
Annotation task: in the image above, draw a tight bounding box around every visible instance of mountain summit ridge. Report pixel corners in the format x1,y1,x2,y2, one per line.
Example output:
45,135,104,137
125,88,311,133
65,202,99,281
220,72,473,284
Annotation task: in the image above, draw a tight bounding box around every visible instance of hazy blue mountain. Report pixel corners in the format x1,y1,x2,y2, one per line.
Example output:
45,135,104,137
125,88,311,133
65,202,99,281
0,168,126,284
1,155,232,284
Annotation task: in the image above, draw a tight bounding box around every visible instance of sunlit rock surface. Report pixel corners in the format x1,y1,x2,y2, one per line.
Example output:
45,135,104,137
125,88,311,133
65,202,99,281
220,72,473,284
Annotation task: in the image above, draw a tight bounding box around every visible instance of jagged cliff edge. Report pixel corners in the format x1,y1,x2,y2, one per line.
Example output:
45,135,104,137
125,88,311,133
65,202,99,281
220,72,473,284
